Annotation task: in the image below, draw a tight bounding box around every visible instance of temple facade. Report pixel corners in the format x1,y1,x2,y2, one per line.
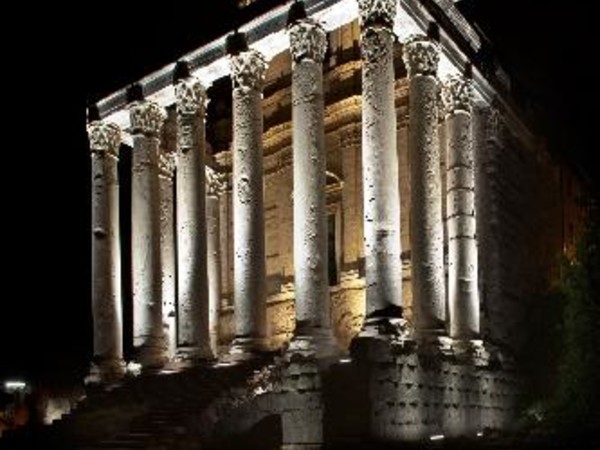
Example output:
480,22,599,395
84,0,582,445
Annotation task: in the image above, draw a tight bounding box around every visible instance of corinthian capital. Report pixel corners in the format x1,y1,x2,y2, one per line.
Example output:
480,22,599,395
289,18,327,64
159,151,176,178
206,166,227,197
129,101,166,136
230,49,267,92
87,121,121,155
175,77,207,115
357,0,396,29
442,75,473,115
402,34,439,77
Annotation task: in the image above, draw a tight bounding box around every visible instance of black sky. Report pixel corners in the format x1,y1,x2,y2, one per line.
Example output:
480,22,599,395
1,0,595,385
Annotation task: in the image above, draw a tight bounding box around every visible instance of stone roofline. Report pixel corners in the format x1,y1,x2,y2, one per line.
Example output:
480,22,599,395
94,0,536,149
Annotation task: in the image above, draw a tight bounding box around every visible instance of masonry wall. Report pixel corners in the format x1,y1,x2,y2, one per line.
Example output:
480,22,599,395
472,110,571,356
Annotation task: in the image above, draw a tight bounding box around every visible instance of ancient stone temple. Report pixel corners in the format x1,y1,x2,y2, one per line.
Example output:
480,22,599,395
77,0,582,448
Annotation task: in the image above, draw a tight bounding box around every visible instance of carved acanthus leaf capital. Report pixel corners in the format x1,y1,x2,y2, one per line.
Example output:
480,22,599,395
230,49,267,92
442,75,473,115
402,34,439,77
129,101,166,136
289,18,327,64
159,151,176,178
206,166,227,197
87,121,121,155
357,0,396,29
175,77,207,115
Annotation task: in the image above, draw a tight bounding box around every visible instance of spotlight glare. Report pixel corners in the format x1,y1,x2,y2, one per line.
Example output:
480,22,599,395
429,434,445,441
4,380,27,391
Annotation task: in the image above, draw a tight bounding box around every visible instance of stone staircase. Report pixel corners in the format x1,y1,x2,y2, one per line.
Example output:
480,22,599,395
0,359,270,450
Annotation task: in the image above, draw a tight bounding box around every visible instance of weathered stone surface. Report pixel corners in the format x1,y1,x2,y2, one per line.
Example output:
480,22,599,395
289,18,327,64
87,120,125,381
353,338,519,441
403,35,446,332
289,17,331,341
176,76,212,358
360,12,402,317
129,100,168,368
442,75,479,339
231,49,268,351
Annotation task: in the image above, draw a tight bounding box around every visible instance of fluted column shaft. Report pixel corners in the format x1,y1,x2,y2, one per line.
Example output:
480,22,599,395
130,100,168,368
231,49,268,349
358,0,403,316
207,168,225,355
443,76,479,338
175,78,212,358
403,35,446,332
289,18,330,335
87,121,125,379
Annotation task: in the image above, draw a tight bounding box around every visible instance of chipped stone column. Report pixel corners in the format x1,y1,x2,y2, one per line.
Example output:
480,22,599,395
206,167,225,355
403,35,446,333
230,44,268,354
174,73,213,359
288,15,335,354
357,0,403,321
158,118,177,360
87,119,125,381
130,98,168,368
443,75,479,339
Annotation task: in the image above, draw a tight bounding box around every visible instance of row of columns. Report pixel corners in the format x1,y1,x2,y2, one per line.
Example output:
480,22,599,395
87,0,483,379
357,0,480,343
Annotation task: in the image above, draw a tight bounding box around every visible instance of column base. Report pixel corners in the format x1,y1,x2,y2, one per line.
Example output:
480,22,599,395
435,337,490,366
286,328,339,362
135,341,169,370
175,345,216,364
84,358,126,386
224,336,265,362
357,314,411,341
351,316,416,362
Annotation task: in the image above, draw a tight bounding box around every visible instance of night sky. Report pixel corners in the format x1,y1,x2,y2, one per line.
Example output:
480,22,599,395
1,0,595,386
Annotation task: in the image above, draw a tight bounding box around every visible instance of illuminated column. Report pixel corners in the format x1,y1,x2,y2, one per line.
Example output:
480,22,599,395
206,168,225,355
87,118,125,381
129,91,168,368
229,36,268,354
403,35,446,333
442,75,479,339
288,11,334,352
159,143,177,360
357,0,403,321
174,67,213,359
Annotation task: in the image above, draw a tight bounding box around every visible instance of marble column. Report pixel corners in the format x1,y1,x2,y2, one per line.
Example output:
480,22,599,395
87,119,125,381
206,168,225,355
357,0,403,320
443,75,479,339
174,72,213,359
288,15,333,352
230,41,268,353
158,124,177,359
129,96,168,368
403,35,446,333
